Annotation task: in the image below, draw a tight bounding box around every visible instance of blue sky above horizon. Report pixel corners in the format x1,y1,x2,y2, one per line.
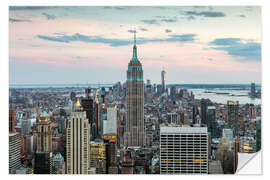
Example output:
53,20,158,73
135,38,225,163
9,6,261,84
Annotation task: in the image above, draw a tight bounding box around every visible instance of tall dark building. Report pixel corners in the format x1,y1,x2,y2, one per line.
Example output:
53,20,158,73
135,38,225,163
81,97,94,124
170,85,178,99
256,122,261,152
227,100,239,136
251,83,256,98
34,152,53,174
125,32,145,147
157,84,163,95
161,68,166,93
200,99,209,125
192,105,199,124
9,109,15,133
207,106,217,139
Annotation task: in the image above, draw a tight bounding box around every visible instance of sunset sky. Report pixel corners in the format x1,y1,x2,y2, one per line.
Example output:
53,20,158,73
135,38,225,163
9,6,261,84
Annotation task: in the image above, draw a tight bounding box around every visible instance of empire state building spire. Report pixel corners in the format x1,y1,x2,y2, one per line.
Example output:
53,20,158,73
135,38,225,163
132,31,138,61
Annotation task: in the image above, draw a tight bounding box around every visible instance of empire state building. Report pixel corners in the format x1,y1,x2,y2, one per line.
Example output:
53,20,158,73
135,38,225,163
125,32,145,147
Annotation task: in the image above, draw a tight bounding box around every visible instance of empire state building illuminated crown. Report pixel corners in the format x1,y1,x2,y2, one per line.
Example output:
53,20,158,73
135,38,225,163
125,31,145,147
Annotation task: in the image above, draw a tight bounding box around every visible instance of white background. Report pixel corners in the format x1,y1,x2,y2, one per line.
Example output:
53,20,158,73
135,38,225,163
1,0,269,179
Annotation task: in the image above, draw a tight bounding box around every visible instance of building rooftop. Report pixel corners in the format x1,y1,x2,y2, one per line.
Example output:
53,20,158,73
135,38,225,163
40,111,49,117
160,125,207,134
208,106,216,110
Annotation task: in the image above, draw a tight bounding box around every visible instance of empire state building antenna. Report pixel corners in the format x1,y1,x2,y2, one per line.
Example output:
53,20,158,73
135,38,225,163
134,29,136,45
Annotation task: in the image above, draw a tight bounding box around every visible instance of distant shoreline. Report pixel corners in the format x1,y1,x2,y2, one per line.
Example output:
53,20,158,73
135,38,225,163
9,83,261,89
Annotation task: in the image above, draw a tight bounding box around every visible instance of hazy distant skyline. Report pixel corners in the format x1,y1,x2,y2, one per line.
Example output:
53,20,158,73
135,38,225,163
9,6,261,84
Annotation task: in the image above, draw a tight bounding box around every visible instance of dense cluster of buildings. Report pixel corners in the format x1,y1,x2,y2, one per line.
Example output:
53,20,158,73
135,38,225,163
9,33,261,174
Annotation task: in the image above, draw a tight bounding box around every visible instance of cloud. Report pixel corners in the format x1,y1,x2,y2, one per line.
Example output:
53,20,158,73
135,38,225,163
127,30,136,33
167,34,196,42
141,19,159,25
184,11,226,17
209,38,261,61
37,33,197,46
103,6,127,10
9,18,31,23
160,18,177,23
140,28,148,32
9,6,56,11
155,16,166,18
239,14,246,18
42,12,56,20
210,38,241,46
187,16,196,21
165,29,172,33
73,56,88,60
37,33,131,46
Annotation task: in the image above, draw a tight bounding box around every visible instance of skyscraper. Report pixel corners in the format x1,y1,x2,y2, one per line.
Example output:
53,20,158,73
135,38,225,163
21,118,31,136
200,99,210,125
9,109,15,133
36,112,52,152
34,152,53,174
125,32,145,147
66,98,91,174
161,67,166,93
207,106,217,139
34,112,53,174
160,125,208,174
227,100,239,136
9,132,21,174
251,83,256,98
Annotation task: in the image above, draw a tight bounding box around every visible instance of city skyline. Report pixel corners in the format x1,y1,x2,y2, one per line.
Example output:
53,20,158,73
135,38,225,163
9,6,261,84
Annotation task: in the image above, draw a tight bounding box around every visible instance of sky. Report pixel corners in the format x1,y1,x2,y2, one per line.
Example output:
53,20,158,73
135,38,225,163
9,6,261,85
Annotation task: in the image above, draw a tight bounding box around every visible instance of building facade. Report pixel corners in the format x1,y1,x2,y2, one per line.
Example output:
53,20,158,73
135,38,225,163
36,112,52,152
161,68,166,93
207,106,217,139
125,32,145,147
160,125,208,174
66,98,91,174
227,100,239,136
9,133,21,174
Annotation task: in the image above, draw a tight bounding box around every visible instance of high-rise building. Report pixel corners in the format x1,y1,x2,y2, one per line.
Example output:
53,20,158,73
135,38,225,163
81,97,94,125
125,32,145,147
25,135,34,153
103,135,118,174
207,106,217,139
170,85,178,99
102,105,117,135
90,141,106,174
34,152,53,174
35,112,52,152
161,68,166,93
160,125,208,174
167,112,180,124
9,132,21,174
200,99,209,125
251,83,256,98
157,84,163,95
256,122,261,152
81,92,95,140
66,98,91,174
21,118,31,136
227,101,239,136
192,105,199,124
52,153,65,174
120,149,135,174
9,109,15,133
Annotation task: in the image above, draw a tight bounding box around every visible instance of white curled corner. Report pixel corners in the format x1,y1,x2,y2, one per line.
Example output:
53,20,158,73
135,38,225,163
236,151,262,174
